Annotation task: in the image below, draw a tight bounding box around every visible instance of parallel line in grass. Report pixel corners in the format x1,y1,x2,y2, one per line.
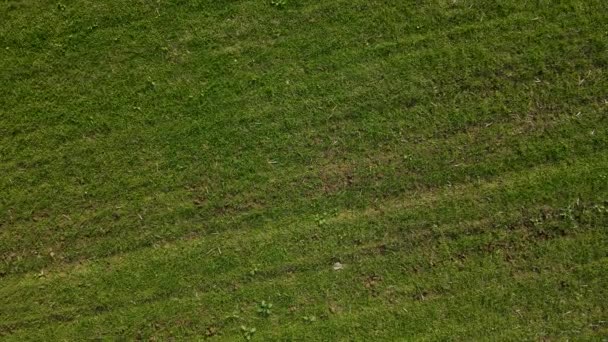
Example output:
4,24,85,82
2,1,597,134
3,224,604,336
4,232,605,339
327,152,608,224
3,34,604,200
1,154,605,332
3,223,606,339
0,183,575,298
1,106,603,264
227,213,607,305
274,259,608,341
0,133,604,281
214,5,531,65
1,0,602,124
191,39,593,135
225,15,605,109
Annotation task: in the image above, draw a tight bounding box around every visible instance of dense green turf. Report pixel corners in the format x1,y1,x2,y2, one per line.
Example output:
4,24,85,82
1,0,607,339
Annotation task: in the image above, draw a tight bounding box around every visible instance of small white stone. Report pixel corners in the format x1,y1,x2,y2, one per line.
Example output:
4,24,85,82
333,262,344,271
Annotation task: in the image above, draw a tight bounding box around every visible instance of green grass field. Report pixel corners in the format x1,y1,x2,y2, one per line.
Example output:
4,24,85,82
1,0,608,340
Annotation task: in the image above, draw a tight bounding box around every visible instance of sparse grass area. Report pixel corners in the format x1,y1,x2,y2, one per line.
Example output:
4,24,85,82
1,0,607,340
